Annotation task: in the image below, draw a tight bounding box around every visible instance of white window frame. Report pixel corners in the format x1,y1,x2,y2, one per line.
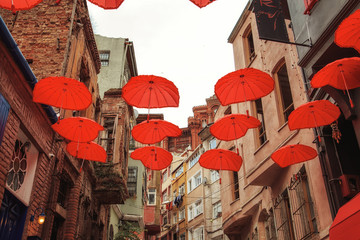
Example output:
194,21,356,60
179,207,185,221
188,205,194,221
179,183,185,195
210,138,216,150
148,188,156,205
175,165,184,178
188,170,202,194
211,170,220,183
195,200,203,217
163,170,167,182
162,191,168,203
193,226,204,240
173,212,177,224
213,201,222,219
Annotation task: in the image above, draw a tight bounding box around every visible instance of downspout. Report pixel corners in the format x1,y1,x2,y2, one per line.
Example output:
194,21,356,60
0,16,57,124
119,40,131,87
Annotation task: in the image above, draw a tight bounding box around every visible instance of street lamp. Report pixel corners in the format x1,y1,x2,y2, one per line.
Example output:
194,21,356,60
30,207,46,225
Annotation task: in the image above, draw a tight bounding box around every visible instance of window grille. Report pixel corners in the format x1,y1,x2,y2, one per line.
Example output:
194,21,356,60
99,50,110,66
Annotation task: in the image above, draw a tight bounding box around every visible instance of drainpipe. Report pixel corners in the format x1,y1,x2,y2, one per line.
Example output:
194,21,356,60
119,40,131,87
0,16,58,124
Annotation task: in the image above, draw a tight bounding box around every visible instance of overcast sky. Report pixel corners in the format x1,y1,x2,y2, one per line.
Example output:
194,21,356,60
88,0,247,128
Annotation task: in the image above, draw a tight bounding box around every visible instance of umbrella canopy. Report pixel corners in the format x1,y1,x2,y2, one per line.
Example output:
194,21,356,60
271,144,318,168
329,193,360,240
215,68,275,106
132,119,182,144
52,117,104,143
33,76,92,111
189,0,215,8
66,141,107,163
288,100,341,131
122,75,180,109
87,0,124,9
0,0,42,12
210,114,261,141
311,57,360,107
199,149,243,172
335,9,360,53
130,146,172,170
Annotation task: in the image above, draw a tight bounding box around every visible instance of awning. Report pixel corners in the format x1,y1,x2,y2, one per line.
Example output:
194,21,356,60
329,193,360,239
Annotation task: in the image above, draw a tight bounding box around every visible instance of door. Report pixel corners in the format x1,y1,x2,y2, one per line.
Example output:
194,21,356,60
0,189,27,240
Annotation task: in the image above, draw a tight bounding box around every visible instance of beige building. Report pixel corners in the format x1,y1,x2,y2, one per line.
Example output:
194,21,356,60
219,1,332,240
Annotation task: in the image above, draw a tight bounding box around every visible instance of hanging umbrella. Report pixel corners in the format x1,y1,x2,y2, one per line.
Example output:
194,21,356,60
271,144,318,168
335,9,360,53
329,193,360,240
87,0,124,9
67,141,107,172
0,0,42,12
288,100,341,142
189,0,215,8
210,114,261,141
122,75,180,109
199,149,243,184
52,117,104,143
310,57,360,108
33,76,92,111
215,68,274,115
130,146,172,170
132,119,182,144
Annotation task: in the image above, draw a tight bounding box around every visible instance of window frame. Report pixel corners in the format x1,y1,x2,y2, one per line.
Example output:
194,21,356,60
127,166,138,197
179,207,185,221
233,171,240,200
148,188,156,205
254,99,267,147
213,201,222,219
99,50,110,66
243,25,256,66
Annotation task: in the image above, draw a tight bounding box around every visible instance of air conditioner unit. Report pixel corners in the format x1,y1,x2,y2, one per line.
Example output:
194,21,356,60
339,174,360,198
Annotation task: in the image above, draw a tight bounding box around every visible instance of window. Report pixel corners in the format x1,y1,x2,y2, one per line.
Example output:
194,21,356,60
188,171,202,193
233,171,240,200
148,188,156,205
275,63,294,123
127,167,137,197
213,201,222,218
179,183,185,195
99,50,110,66
175,165,184,178
224,106,232,115
193,227,204,240
189,152,201,168
209,138,216,150
255,99,267,146
195,200,203,216
211,170,220,183
188,205,194,220
163,215,168,225
274,190,295,240
179,207,185,221
180,233,185,240
265,209,277,240
288,167,317,239
162,191,168,203
163,170,168,182
243,26,256,65
303,0,318,14
173,212,177,224
57,179,70,209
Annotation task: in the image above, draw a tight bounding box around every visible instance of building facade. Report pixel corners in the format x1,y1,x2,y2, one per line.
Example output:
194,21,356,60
219,1,333,239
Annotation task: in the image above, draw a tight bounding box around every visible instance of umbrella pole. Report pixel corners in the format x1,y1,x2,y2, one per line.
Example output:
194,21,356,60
340,69,354,108
147,88,152,121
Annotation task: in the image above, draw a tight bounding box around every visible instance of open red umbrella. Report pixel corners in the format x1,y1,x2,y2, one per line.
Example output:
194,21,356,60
199,149,243,183
33,76,92,111
87,0,124,9
52,117,104,143
122,75,180,109
67,141,107,172
329,193,360,240
311,57,360,108
0,0,42,12
288,100,341,141
189,0,215,8
335,9,360,53
130,146,172,171
215,68,274,115
132,119,182,144
210,114,261,141
271,144,318,168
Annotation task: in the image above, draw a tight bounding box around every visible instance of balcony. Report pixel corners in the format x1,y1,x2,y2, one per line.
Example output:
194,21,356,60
93,162,128,204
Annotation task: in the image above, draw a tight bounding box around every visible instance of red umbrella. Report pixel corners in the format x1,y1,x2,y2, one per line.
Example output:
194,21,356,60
215,68,274,115
271,144,318,168
0,0,42,12
130,146,172,171
329,193,360,240
33,76,92,111
67,141,107,172
52,117,104,143
87,0,124,9
189,0,215,8
335,9,360,53
132,119,182,144
210,114,261,141
311,57,360,108
122,75,180,109
288,100,341,141
199,149,243,183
